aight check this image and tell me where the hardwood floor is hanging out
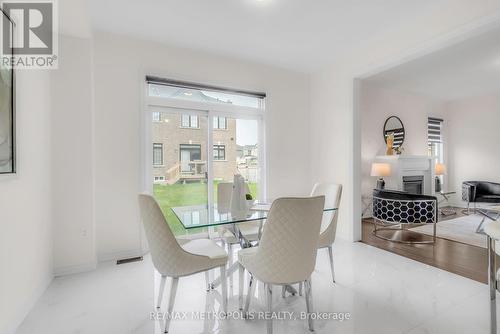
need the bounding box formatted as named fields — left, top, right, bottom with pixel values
left=361, top=207, right=489, bottom=284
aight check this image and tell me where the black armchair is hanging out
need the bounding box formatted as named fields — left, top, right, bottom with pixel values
left=462, top=181, right=500, bottom=213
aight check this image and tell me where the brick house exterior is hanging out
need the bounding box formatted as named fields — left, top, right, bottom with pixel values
left=152, top=112, right=237, bottom=184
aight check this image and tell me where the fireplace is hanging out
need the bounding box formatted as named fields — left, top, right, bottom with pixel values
left=374, top=155, right=434, bottom=195
left=403, top=175, right=424, bottom=195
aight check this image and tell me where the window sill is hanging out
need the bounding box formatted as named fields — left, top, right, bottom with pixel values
left=0, top=173, right=18, bottom=182
left=179, top=126, right=200, bottom=130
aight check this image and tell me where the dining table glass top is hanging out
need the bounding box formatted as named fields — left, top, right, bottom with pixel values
left=172, top=201, right=338, bottom=230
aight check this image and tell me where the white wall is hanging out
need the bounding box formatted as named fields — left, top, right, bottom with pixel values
left=0, top=70, right=53, bottom=334
left=310, top=2, right=500, bottom=241
left=93, top=32, right=311, bottom=261
left=51, top=35, right=96, bottom=275
left=446, top=92, right=500, bottom=207
left=360, top=84, right=446, bottom=198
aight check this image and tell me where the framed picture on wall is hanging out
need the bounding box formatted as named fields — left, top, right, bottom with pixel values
left=0, top=9, right=15, bottom=174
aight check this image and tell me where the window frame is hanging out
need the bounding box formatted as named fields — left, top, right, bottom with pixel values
left=180, top=114, right=199, bottom=129
left=144, top=79, right=267, bottom=209
left=152, top=143, right=164, bottom=166
left=427, top=117, right=445, bottom=164
left=213, top=116, right=227, bottom=130
left=213, top=144, right=226, bottom=161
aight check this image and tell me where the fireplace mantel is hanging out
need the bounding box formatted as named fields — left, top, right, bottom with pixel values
left=375, top=155, right=436, bottom=195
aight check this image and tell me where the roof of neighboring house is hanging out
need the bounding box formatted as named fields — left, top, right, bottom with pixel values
left=171, top=89, right=232, bottom=104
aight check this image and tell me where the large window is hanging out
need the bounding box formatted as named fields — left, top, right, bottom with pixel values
left=428, top=117, right=444, bottom=163
left=153, top=143, right=163, bottom=166
left=213, top=116, right=227, bottom=130
left=146, top=77, right=265, bottom=236
left=181, top=114, right=199, bottom=128
left=213, top=144, right=226, bottom=160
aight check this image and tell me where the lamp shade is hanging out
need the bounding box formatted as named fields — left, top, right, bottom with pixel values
left=371, top=163, right=391, bottom=177
left=435, top=163, right=446, bottom=176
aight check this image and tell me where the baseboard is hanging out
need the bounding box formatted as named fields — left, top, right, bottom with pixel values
left=97, top=248, right=145, bottom=263
left=4, top=274, right=52, bottom=334
left=54, top=261, right=97, bottom=277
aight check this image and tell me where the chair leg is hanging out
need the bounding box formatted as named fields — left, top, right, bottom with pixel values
left=266, top=283, right=273, bottom=334
left=238, top=263, right=244, bottom=310
left=304, top=278, right=314, bottom=332
left=299, top=282, right=303, bottom=296
left=244, top=274, right=255, bottom=317
left=157, top=275, right=167, bottom=309
left=220, top=266, right=228, bottom=314
left=164, top=277, right=179, bottom=333
left=327, top=246, right=336, bottom=283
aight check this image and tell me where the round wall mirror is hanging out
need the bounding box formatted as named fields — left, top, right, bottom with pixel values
left=383, top=116, right=405, bottom=149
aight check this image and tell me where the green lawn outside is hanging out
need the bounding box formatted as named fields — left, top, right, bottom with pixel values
left=154, top=181, right=258, bottom=235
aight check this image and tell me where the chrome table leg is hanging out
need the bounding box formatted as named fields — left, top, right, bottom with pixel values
left=490, top=236, right=497, bottom=334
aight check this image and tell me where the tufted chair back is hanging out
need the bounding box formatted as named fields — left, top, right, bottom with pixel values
left=310, top=183, right=343, bottom=248
left=138, top=194, right=210, bottom=277
left=251, top=196, right=325, bottom=284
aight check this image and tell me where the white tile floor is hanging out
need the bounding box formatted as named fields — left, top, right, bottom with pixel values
left=16, top=240, right=494, bottom=334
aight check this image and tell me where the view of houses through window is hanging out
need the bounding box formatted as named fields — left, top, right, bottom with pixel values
left=149, top=85, right=263, bottom=235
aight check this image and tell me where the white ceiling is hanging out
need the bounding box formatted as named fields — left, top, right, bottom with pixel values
left=364, top=26, right=500, bottom=101
left=86, top=0, right=451, bottom=73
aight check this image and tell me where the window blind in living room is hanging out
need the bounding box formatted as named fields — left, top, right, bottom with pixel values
left=427, top=117, right=443, bottom=144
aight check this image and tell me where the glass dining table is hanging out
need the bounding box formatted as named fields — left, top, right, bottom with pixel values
left=172, top=202, right=272, bottom=231
left=171, top=200, right=338, bottom=293
left=172, top=201, right=337, bottom=229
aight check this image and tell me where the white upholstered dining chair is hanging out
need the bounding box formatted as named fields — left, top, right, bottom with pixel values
left=217, top=182, right=262, bottom=250
left=238, top=196, right=325, bottom=333
left=296, top=183, right=342, bottom=296
left=312, top=182, right=343, bottom=283
left=138, top=194, right=228, bottom=333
